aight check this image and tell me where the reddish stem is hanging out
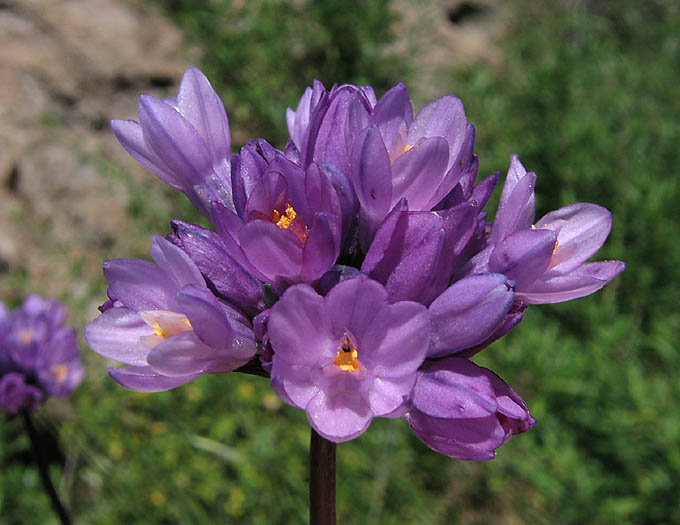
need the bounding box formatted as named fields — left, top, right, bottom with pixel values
left=309, top=428, right=336, bottom=525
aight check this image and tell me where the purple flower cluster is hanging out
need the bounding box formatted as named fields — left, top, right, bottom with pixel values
left=0, top=296, right=83, bottom=414
left=86, top=68, right=624, bottom=459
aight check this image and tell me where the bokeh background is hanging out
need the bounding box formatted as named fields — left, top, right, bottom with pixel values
left=1, top=0, right=678, bottom=522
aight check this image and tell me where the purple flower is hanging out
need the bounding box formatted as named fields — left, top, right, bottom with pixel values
left=428, top=273, right=516, bottom=358
left=360, top=199, right=479, bottom=305
left=111, top=67, right=233, bottom=218
left=286, top=79, right=328, bottom=152
left=0, top=373, right=43, bottom=414
left=268, top=275, right=430, bottom=442
left=224, top=150, right=347, bottom=287
left=349, top=84, right=477, bottom=247
left=0, top=296, right=83, bottom=414
left=292, top=82, right=376, bottom=175
left=405, top=357, right=535, bottom=460
left=473, top=155, right=625, bottom=303
left=84, top=236, right=257, bottom=392
left=97, top=70, right=627, bottom=463
left=168, top=220, right=265, bottom=315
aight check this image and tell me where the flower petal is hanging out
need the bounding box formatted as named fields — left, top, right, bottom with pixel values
left=408, top=95, right=469, bottom=168
left=176, top=285, right=233, bottom=348
left=108, top=365, right=200, bottom=392
left=367, top=376, right=415, bottom=418
left=138, top=94, right=210, bottom=187
left=391, top=136, right=449, bottom=209
left=310, top=86, right=365, bottom=173
left=412, top=358, right=498, bottom=419
left=359, top=300, right=430, bottom=379
left=489, top=228, right=557, bottom=289
left=425, top=123, right=476, bottom=209
left=428, top=273, right=515, bottom=357
left=110, top=119, right=179, bottom=188
left=491, top=155, right=536, bottom=243
left=301, top=213, right=339, bottom=281
left=306, top=389, right=373, bottom=443
left=238, top=220, right=304, bottom=283
left=244, top=171, right=288, bottom=220
left=177, top=67, right=230, bottom=169
left=146, top=331, right=218, bottom=377
left=536, top=202, right=613, bottom=275
left=170, top=221, right=264, bottom=313
left=519, top=260, right=625, bottom=304
left=149, top=236, right=204, bottom=290
left=84, top=308, right=152, bottom=366
left=268, top=284, right=334, bottom=366
left=351, top=125, right=393, bottom=231
left=103, top=258, right=178, bottom=312
left=405, top=411, right=505, bottom=461
left=370, top=83, right=413, bottom=153
left=324, top=276, right=390, bottom=344
left=231, top=140, right=269, bottom=217
left=384, top=228, right=446, bottom=303
left=270, top=359, right=320, bottom=409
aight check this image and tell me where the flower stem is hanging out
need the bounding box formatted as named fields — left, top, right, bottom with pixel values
left=21, top=410, right=72, bottom=525
left=309, top=428, right=336, bottom=525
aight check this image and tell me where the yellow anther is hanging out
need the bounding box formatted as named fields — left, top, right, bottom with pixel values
left=50, top=364, right=68, bottom=383
left=153, top=322, right=170, bottom=338
left=403, top=144, right=412, bottom=153
left=153, top=318, right=191, bottom=338
left=553, top=239, right=560, bottom=256
left=333, top=336, right=360, bottom=372
left=272, top=204, right=297, bottom=230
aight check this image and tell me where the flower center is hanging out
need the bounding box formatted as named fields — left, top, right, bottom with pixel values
left=272, top=203, right=297, bottom=229
left=403, top=143, right=412, bottom=153
left=50, top=364, right=68, bottom=384
left=139, top=311, right=193, bottom=340
left=332, top=335, right=360, bottom=372
left=152, top=318, right=191, bottom=338
left=18, top=330, right=33, bottom=344
left=271, top=203, right=309, bottom=244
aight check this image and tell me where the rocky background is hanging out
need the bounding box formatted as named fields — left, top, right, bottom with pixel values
left=0, top=0, right=195, bottom=312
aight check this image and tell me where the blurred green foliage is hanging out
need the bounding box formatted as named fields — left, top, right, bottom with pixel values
left=2, top=0, right=680, bottom=523
left=150, top=0, right=400, bottom=146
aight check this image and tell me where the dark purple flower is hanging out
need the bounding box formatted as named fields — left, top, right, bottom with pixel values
left=405, top=357, right=535, bottom=460
left=111, top=67, right=233, bottom=218
left=360, top=199, right=479, bottom=305
left=0, top=296, right=83, bottom=414
left=268, top=275, right=430, bottom=442
left=0, top=373, right=43, bottom=414
left=224, top=151, right=347, bottom=287
left=349, top=84, right=477, bottom=247
left=295, top=83, right=376, bottom=176
left=168, top=220, right=265, bottom=315
left=84, top=236, right=257, bottom=392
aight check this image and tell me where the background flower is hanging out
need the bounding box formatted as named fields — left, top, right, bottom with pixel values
left=0, top=296, right=83, bottom=414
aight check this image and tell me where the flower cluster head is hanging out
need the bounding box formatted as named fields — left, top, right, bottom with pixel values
left=88, top=67, right=624, bottom=459
left=0, top=296, right=83, bottom=414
